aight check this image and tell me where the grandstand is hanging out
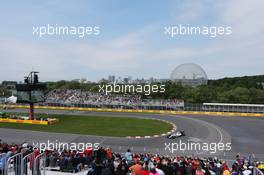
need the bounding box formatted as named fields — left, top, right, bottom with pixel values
left=38, top=90, right=264, bottom=113
left=44, top=89, right=185, bottom=110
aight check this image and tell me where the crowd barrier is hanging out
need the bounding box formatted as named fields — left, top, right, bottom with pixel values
left=1, top=104, right=264, bottom=118
left=33, top=153, right=46, bottom=175
left=4, top=153, right=22, bottom=175
left=22, top=152, right=35, bottom=175
left=2, top=152, right=46, bottom=175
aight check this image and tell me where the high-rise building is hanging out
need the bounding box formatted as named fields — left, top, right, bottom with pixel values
left=108, top=75, right=115, bottom=83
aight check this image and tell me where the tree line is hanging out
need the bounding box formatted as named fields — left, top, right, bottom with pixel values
left=1, top=75, right=263, bottom=104
left=45, top=75, right=264, bottom=104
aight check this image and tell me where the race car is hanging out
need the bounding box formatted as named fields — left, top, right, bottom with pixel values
left=167, top=131, right=185, bottom=139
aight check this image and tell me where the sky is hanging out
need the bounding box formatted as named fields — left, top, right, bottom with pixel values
left=0, top=0, right=263, bottom=82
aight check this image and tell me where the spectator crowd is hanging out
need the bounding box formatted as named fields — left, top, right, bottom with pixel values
left=44, top=89, right=184, bottom=108
left=1, top=140, right=263, bottom=175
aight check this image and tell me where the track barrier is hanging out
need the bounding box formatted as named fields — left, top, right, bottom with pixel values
left=1, top=104, right=264, bottom=118
left=0, top=118, right=48, bottom=125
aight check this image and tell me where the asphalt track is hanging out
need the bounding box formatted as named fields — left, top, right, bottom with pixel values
left=0, top=109, right=263, bottom=160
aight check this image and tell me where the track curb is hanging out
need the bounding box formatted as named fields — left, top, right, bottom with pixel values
left=125, top=118, right=177, bottom=139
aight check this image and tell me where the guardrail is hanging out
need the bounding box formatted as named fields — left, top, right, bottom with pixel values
left=2, top=102, right=264, bottom=113
left=42, top=102, right=264, bottom=113
left=1, top=103, right=264, bottom=117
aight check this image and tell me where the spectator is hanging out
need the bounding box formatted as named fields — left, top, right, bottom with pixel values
left=0, top=148, right=7, bottom=175
left=0, top=140, right=260, bottom=175
left=195, top=162, right=205, bottom=175
left=129, top=160, right=142, bottom=175
left=125, top=149, right=132, bottom=162
left=44, top=89, right=184, bottom=109
left=223, top=163, right=231, bottom=175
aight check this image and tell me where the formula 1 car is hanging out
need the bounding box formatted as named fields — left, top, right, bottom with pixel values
left=167, top=131, right=185, bottom=139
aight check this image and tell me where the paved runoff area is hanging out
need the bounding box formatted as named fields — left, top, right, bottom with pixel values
left=0, top=108, right=264, bottom=161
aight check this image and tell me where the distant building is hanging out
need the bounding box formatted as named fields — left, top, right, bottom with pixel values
left=108, top=75, right=115, bottom=84
left=101, top=76, right=170, bottom=84
left=1, top=81, right=17, bottom=89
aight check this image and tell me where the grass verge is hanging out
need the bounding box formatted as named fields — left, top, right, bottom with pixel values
left=0, top=114, right=172, bottom=137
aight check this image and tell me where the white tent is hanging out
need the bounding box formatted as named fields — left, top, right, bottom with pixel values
left=6, top=95, right=17, bottom=103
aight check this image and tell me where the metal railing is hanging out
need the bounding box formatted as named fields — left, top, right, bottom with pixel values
left=1, top=102, right=264, bottom=114
left=253, top=167, right=264, bottom=175
left=41, top=102, right=264, bottom=113
left=2, top=152, right=46, bottom=175
left=32, top=153, right=45, bottom=175
left=21, top=152, right=34, bottom=175
left=4, top=153, right=22, bottom=175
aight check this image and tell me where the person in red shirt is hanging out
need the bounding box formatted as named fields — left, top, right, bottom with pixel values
left=140, top=162, right=150, bottom=175
left=106, top=148, right=113, bottom=160
left=140, top=168, right=150, bottom=175
left=84, top=147, right=92, bottom=156
left=129, top=161, right=142, bottom=175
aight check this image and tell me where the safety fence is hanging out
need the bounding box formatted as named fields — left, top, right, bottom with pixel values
left=1, top=102, right=264, bottom=119
left=2, top=102, right=264, bottom=113
left=2, top=152, right=45, bottom=175
left=36, top=102, right=264, bottom=114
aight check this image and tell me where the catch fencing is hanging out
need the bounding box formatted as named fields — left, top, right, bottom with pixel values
left=40, top=102, right=264, bottom=114
left=1, top=102, right=264, bottom=114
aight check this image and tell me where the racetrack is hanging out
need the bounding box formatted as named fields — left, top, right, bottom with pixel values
left=0, top=108, right=263, bottom=160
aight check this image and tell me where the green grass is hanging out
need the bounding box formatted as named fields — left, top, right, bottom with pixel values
left=0, top=114, right=172, bottom=137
